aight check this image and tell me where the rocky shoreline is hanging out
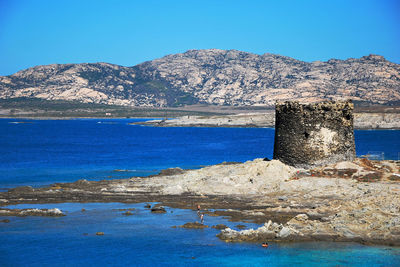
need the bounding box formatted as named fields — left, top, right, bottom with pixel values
left=0, top=207, right=65, bottom=217
left=136, top=112, right=400, bottom=129
left=1, top=158, right=399, bottom=246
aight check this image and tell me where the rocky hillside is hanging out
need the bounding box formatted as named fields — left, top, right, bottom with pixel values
left=1, top=49, right=399, bottom=107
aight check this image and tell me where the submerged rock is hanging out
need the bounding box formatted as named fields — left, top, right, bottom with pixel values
left=179, top=222, right=208, bottom=229
left=212, top=224, right=228, bottom=230
left=151, top=206, right=166, bottom=213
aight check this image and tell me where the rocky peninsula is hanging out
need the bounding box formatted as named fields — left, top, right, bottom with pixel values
left=1, top=157, right=399, bottom=246
left=136, top=111, right=400, bottom=129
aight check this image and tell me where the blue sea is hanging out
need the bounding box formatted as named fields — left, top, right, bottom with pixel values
left=1, top=118, right=400, bottom=266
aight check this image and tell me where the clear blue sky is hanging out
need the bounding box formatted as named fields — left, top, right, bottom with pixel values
left=0, top=0, right=399, bottom=75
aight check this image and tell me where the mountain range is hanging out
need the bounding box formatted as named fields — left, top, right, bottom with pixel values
left=1, top=49, right=399, bottom=107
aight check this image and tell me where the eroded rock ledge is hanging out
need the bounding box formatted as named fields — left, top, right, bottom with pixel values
left=0, top=158, right=399, bottom=246
left=218, top=211, right=400, bottom=246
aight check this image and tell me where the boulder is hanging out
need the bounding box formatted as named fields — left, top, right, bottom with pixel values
left=278, top=227, right=293, bottom=238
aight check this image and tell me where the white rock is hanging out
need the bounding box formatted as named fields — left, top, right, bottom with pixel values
left=278, top=226, right=293, bottom=238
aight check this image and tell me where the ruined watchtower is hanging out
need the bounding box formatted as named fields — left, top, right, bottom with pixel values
left=273, top=100, right=355, bottom=168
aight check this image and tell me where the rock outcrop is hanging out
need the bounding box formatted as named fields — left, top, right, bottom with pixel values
left=273, top=101, right=356, bottom=168
left=151, top=206, right=167, bottom=213
left=1, top=49, right=399, bottom=107
left=137, top=111, right=400, bottom=129
left=0, top=208, right=65, bottom=217
left=1, top=158, right=399, bottom=246
left=217, top=211, right=400, bottom=245
left=179, top=222, right=208, bottom=229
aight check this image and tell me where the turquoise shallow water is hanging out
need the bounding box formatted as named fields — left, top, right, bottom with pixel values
left=1, top=203, right=400, bottom=266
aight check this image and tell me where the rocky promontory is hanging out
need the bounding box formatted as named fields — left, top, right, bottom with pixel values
left=1, top=158, right=399, bottom=246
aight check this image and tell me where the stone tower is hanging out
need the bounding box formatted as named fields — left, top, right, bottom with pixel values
left=273, top=100, right=356, bottom=168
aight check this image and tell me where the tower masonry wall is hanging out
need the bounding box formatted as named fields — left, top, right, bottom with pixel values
left=273, top=100, right=356, bottom=168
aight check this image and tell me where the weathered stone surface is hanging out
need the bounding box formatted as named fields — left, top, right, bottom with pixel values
left=158, top=167, right=185, bottom=176
left=273, top=100, right=356, bottom=168
left=218, top=210, right=400, bottom=246
left=217, top=220, right=278, bottom=242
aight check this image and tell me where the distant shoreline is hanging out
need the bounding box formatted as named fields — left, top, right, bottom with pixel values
left=135, top=112, right=400, bottom=130
left=2, top=112, right=400, bottom=129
